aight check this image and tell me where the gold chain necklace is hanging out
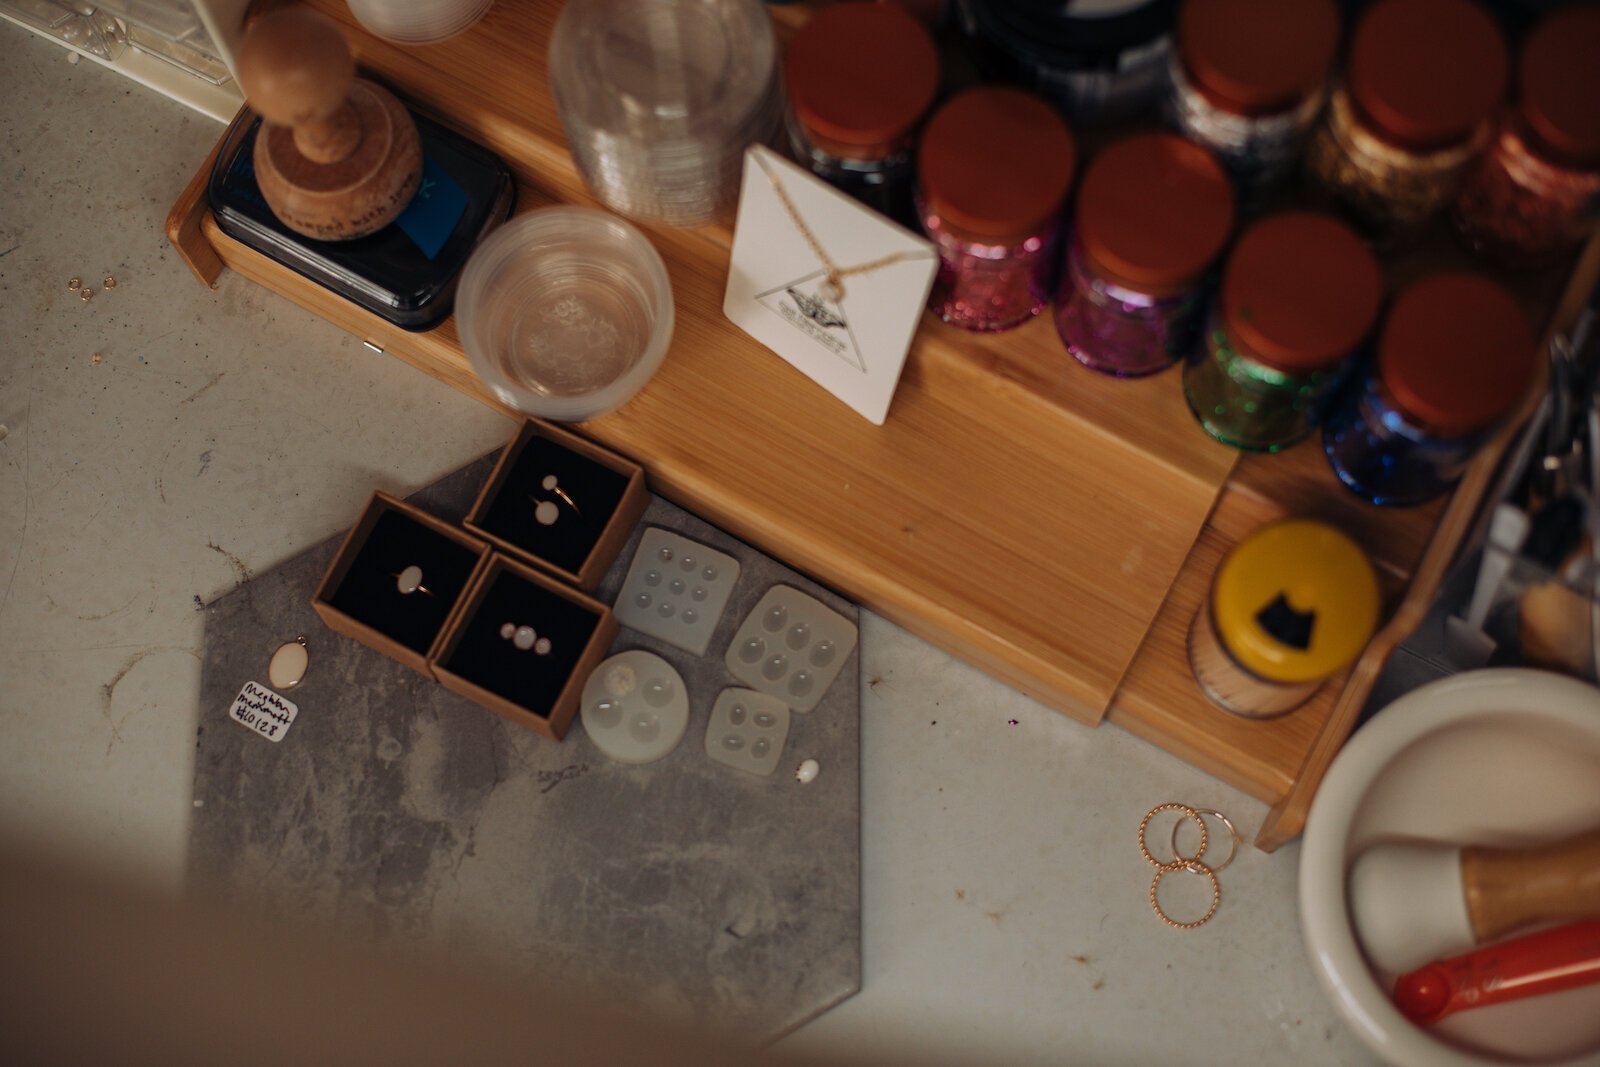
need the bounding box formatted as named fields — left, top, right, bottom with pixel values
left=755, top=152, right=929, bottom=303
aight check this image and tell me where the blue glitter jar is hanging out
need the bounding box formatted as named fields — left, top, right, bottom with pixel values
left=1323, top=273, right=1536, bottom=505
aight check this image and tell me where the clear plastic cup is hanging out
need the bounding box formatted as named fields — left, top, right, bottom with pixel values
left=457, top=207, right=675, bottom=421
left=548, top=0, right=779, bottom=226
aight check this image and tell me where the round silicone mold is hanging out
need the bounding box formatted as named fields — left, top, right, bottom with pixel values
left=579, top=650, right=689, bottom=764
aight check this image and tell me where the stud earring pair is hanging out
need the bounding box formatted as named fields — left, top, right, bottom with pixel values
left=500, top=622, right=552, bottom=655
left=530, top=474, right=580, bottom=527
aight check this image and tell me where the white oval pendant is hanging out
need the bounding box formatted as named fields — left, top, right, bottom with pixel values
left=269, top=637, right=309, bottom=690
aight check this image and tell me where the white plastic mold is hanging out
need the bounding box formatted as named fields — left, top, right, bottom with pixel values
left=579, top=649, right=689, bottom=765
left=704, top=688, right=791, bottom=777
left=613, top=527, right=741, bottom=656
left=724, top=584, right=857, bottom=713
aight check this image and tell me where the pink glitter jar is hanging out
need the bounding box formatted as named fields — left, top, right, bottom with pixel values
left=916, top=87, right=1077, bottom=333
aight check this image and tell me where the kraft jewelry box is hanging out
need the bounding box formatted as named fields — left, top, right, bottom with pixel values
left=429, top=552, right=618, bottom=741
left=464, top=419, right=648, bottom=591
left=311, top=491, right=490, bottom=680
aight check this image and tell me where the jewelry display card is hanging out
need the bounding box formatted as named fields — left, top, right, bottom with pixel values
left=724, top=146, right=937, bottom=426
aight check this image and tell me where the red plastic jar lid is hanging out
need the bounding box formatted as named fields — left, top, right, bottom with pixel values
left=1519, top=5, right=1600, bottom=169
left=917, top=87, right=1077, bottom=243
left=786, top=2, right=940, bottom=160
left=1076, top=133, right=1235, bottom=294
left=1178, top=0, right=1341, bottom=116
left=1221, top=212, right=1381, bottom=372
left=1378, top=273, right=1535, bottom=435
left=1347, top=0, right=1508, bottom=150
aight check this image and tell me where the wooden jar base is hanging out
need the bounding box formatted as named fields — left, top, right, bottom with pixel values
left=1187, top=604, right=1320, bottom=719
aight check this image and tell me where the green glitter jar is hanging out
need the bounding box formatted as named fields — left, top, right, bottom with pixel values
left=1184, top=212, right=1381, bottom=451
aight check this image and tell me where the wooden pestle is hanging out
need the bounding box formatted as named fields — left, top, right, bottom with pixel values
left=234, top=7, right=421, bottom=241
left=1463, top=828, right=1600, bottom=943
left=1349, top=825, right=1600, bottom=974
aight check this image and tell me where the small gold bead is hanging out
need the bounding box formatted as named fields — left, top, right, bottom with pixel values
left=68, top=277, right=81, bottom=291
left=80, top=288, right=94, bottom=302
left=103, top=276, right=116, bottom=289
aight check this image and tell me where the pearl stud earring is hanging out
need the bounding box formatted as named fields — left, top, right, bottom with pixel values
left=530, top=474, right=580, bottom=527
left=500, top=622, right=551, bottom=655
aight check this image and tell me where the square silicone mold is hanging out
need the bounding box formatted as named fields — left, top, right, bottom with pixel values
left=724, top=584, right=857, bottom=712
left=613, top=527, right=741, bottom=655
left=705, top=688, right=790, bottom=777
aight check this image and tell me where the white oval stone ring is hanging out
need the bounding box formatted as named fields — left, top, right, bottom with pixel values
left=394, top=565, right=432, bottom=596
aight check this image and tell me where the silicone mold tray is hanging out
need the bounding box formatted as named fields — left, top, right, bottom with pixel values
left=579, top=649, right=689, bottom=764
left=705, top=687, right=791, bottom=777
left=613, top=527, right=742, bottom=656
left=725, top=584, right=858, bottom=713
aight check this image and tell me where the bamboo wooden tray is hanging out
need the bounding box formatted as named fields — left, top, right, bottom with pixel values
left=166, top=0, right=1598, bottom=850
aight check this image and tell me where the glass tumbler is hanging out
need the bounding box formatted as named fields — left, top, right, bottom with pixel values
left=457, top=207, right=675, bottom=422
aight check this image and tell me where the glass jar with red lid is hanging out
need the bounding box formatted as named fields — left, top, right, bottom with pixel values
left=1454, top=5, right=1600, bottom=268
left=1056, top=133, right=1235, bottom=377
left=1323, top=273, right=1535, bottom=506
left=783, top=2, right=940, bottom=226
left=1305, top=0, right=1508, bottom=242
left=1166, top=0, right=1340, bottom=201
left=954, top=0, right=1176, bottom=127
left=917, top=87, right=1077, bottom=333
left=1183, top=212, right=1381, bottom=451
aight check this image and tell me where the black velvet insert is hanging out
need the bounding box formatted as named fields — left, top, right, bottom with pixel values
left=327, top=509, right=481, bottom=654
left=478, top=435, right=629, bottom=574
left=442, top=568, right=602, bottom=717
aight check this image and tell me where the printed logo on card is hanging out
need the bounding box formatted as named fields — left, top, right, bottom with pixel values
left=755, top=272, right=866, bottom=373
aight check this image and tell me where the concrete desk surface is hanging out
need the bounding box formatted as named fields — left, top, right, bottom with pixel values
left=0, top=23, right=1377, bottom=1066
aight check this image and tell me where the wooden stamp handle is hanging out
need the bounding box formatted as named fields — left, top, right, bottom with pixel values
left=235, top=8, right=361, bottom=164
left=1464, top=828, right=1600, bottom=943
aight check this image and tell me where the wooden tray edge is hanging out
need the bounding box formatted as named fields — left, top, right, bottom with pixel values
left=1254, top=231, right=1600, bottom=851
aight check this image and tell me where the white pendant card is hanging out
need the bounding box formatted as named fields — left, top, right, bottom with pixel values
left=723, top=146, right=938, bottom=426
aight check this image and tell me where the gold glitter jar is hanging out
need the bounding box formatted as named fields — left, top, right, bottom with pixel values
left=1305, top=0, right=1507, bottom=242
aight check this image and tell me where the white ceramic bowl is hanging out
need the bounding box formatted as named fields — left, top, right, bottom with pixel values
left=1300, top=668, right=1600, bottom=1067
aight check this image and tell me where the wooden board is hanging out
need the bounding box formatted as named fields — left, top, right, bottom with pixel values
left=167, top=0, right=1595, bottom=848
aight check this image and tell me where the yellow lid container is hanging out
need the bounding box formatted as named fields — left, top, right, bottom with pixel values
left=1211, top=519, right=1381, bottom=684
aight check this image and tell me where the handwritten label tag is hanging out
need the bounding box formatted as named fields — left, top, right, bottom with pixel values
left=228, top=682, right=298, bottom=743
left=724, top=146, right=937, bottom=425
